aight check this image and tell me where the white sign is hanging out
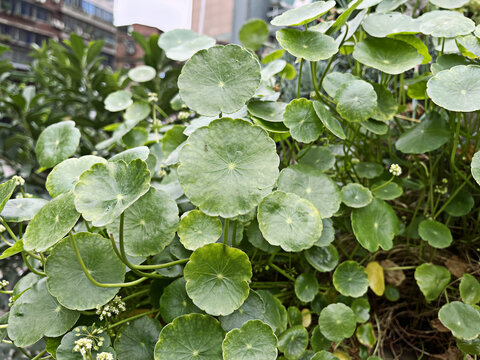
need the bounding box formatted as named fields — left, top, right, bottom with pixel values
left=114, top=0, right=193, bottom=31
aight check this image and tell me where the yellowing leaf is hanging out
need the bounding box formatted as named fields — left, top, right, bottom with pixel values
left=333, top=350, right=352, bottom=360
left=366, top=261, right=385, bottom=296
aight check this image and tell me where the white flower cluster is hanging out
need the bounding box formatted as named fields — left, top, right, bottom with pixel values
left=12, top=175, right=25, bottom=186
left=178, top=111, right=190, bottom=120
left=96, top=296, right=126, bottom=320
left=389, top=163, right=402, bottom=177
left=73, top=337, right=93, bottom=356
left=96, top=352, right=114, bottom=360
left=148, top=92, right=158, bottom=103
left=15, top=193, right=33, bottom=199
left=0, top=280, right=9, bottom=290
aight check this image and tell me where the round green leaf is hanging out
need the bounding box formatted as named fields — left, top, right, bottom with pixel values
left=178, top=45, right=261, bottom=116
left=457, top=338, right=480, bottom=355
left=335, top=80, right=377, bottom=122
left=312, top=101, right=346, bottom=140
left=372, top=181, right=403, bottom=200
left=184, top=243, right=252, bottom=316
left=460, top=274, right=480, bottom=305
left=7, top=278, right=79, bottom=347
left=128, top=65, right=156, bottom=82
left=219, top=290, right=265, bottom=332
left=278, top=326, right=309, bottom=359
left=351, top=298, right=371, bottom=323
left=257, top=290, right=288, bottom=334
left=125, top=102, right=151, bottom=121
left=105, top=90, right=133, bottom=112
left=276, top=29, right=338, bottom=61
left=312, top=351, right=339, bottom=360
left=246, top=218, right=279, bottom=253
left=107, top=187, right=178, bottom=256
left=239, top=19, right=269, bottom=51
left=457, top=35, right=480, bottom=59
left=353, top=37, right=423, bottom=75
left=304, top=244, right=339, bottom=272
left=46, top=232, right=126, bottom=310
left=356, top=323, right=376, bottom=347
left=361, top=119, right=389, bottom=135
left=391, top=34, right=432, bottom=65
left=396, top=112, right=450, bottom=154
left=56, top=327, right=114, bottom=360
left=284, top=98, right=323, bottom=143
left=439, top=302, right=480, bottom=340
left=418, top=219, right=452, bottom=249
left=341, top=183, right=373, bottom=208
left=354, top=162, right=383, bottom=179
left=46, top=155, right=106, bottom=198
left=278, top=164, right=341, bottom=218
left=319, top=303, right=356, bottom=342
left=445, top=189, right=474, bottom=217
left=114, top=317, right=162, bottom=360
left=158, top=29, right=216, bottom=62
left=123, top=127, right=148, bottom=148
left=473, top=151, right=480, bottom=186
left=23, top=192, right=80, bottom=252
left=35, top=121, right=81, bottom=169
left=414, top=263, right=451, bottom=302
left=0, top=178, right=16, bottom=214
left=333, top=261, right=369, bottom=298
left=154, top=314, right=224, bottom=360
left=295, top=273, right=319, bottom=302
left=178, top=118, right=278, bottom=218
left=362, top=13, right=420, bottom=37
left=109, top=146, right=150, bottom=163
left=152, top=250, right=184, bottom=278
left=222, top=320, right=277, bottom=360
left=258, top=191, right=323, bottom=252
left=251, top=116, right=289, bottom=133
left=247, top=101, right=287, bottom=122
left=297, top=146, right=335, bottom=171
left=351, top=198, right=399, bottom=252
left=426, top=65, right=480, bottom=112
left=322, top=72, right=360, bottom=98
left=178, top=210, right=221, bottom=251
left=1, top=198, right=48, bottom=222
left=376, top=0, right=407, bottom=12
left=271, top=1, right=335, bottom=26
left=419, top=10, right=475, bottom=38
left=315, top=218, right=335, bottom=247
left=311, top=326, right=331, bottom=352
left=372, top=84, right=398, bottom=122
left=159, top=277, right=202, bottom=323
left=74, top=159, right=150, bottom=227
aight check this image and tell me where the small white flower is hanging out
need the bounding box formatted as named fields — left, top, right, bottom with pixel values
left=178, top=111, right=190, bottom=120
left=0, top=225, right=5, bottom=233
left=0, top=280, right=9, bottom=290
left=148, top=92, right=158, bottom=103
left=389, top=164, right=402, bottom=177
left=73, top=337, right=93, bottom=356
left=96, top=296, right=126, bottom=320
left=96, top=352, right=114, bottom=360
left=12, top=175, right=25, bottom=186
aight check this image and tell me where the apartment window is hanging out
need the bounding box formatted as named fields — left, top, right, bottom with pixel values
left=1, top=0, right=13, bottom=12
left=37, top=7, right=48, bottom=21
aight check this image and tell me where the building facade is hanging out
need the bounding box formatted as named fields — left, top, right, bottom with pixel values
left=0, top=0, right=115, bottom=67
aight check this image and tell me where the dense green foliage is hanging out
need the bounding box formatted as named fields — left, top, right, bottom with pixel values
left=1, top=1, right=480, bottom=359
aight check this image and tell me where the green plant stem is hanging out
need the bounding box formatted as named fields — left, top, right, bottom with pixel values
left=108, top=309, right=157, bottom=329
left=122, top=288, right=149, bottom=302
left=383, top=266, right=416, bottom=271
left=297, top=59, right=304, bottom=98
left=152, top=103, right=159, bottom=143
left=21, top=252, right=46, bottom=277
left=0, top=234, right=13, bottom=246
left=0, top=324, right=7, bottom=329
left=0, top=290, right=13, bottom=294
left=32, top=349, right=47, bottom=360
left=223, top=218, right=230, bottom=245
left=433, top=177, right=469, bottom=219
left=374, top=313, right=381, bottom=356
left=69, top=232, right=148, bottom=288
left=371, top=175, right=394, bottom=192
left=450, top=113, right=461, bottom=170
left=232, top=220, right=237, bottom=247
left=268, top=252, right=295, bottom=281
left=115, top=213, right=189, bottom=271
